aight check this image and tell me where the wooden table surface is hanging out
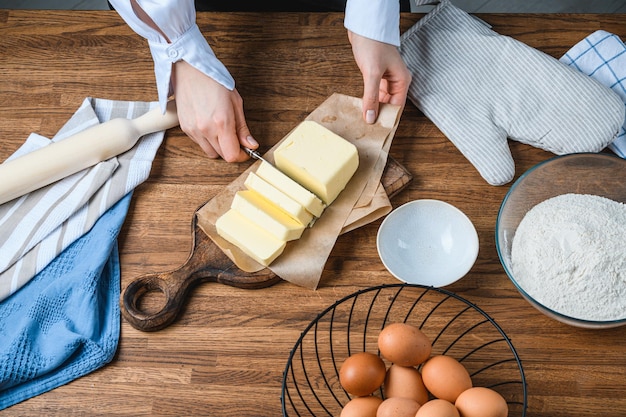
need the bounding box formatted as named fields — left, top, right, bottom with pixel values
left=1, top=9, right=625, bottom=417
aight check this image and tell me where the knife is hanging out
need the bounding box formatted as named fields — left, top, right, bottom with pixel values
left=242, top=147, right=270, bottom=164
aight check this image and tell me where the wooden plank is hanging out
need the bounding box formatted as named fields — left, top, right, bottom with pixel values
left=1, top=10, right=625, bottom=416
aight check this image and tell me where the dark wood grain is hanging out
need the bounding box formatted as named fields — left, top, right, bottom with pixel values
left=1, top=10, right=625, bottom=416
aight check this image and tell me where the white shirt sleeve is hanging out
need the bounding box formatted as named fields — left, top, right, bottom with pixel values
left=344, top=0, right=400, bottom=46
left=109, top=0, right=235, bottom=112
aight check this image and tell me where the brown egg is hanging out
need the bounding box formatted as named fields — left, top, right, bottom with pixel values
left=421, top=355, right=472, bottom=403
left=376, top=397, right=421, bottom=417
left=339, top=352, right=387, bottom=396
left=383, top=364, right=429, bottom=405
left=378, top=323, right=432, bottom=367
left=340, top=396, right=383, bottom=417
left=455, top=387, right=508, bottom=417
left=415, top=399, right=460, bottom=417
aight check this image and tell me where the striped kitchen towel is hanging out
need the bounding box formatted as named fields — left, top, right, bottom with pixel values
left=399, top=0, right=625, bottom=185
left=0, top=98, right=164, bottom=301
left=560, top=30, right=626, bottom=158
left=0, top=98, right=166, bottom=409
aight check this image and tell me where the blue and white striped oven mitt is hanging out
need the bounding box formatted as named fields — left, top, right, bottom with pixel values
left=400, top=0, right=625, bottom=185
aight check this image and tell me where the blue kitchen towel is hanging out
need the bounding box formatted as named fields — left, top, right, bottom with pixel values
left=0, top=191, right=131, bottom=410
left=561, top=30, right=626, bottom=158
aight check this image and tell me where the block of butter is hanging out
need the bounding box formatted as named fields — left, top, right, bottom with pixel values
left=216, top=120, right=359, bottom=268
left=244, top=172, right=314, bottom=226
left=274, top=120, right=359, bottom=205
left=231, top=190, right=305, bottom=241
left=216, top=209, right=286, bottom=266
left=255, top=161, right=325, bottom=218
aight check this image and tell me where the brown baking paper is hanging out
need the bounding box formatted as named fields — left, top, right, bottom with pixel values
left=196, top=93, right=402, bottom=289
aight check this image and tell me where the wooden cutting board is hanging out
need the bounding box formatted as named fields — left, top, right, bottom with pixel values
left=121, top=156, right=412, bottom=331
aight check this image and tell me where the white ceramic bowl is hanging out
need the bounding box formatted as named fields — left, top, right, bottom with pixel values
left=376, top=199, right=479, bottom=287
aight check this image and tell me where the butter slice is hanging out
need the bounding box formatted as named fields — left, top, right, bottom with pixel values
left=255, top=161, right=325, bottom=217
left=216, top=209, right=285, bottom=267
left=232, top=190, right=305, bottom=241
left=274, top=121, right=359, bottom=204
left=244, top=172, right=314, bottom=226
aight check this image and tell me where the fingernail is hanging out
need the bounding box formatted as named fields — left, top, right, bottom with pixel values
left=366, top=110, right=376, bottom=124
left=246, top=135, right=258, bottom=147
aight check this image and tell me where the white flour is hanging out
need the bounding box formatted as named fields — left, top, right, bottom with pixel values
left=511, top=193, right=626, bottom=321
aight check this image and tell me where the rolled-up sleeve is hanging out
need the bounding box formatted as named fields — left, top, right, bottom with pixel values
left=109, top=0, right=235, bottom=112
left=344, top=0, right=400, bottom=46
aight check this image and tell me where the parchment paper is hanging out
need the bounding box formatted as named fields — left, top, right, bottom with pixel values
left=196, top=93, right=402, bottom=289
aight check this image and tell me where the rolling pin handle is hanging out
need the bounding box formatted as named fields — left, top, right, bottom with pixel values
left=0, top=100, right=179, bottom=206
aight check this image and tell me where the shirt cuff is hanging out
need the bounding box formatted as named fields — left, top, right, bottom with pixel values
left=344, top=0, right=400, bottom=46
left=148, top=24, right=236, bottom=112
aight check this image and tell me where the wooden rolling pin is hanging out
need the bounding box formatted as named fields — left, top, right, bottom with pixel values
left=0, top=100, right=179, bottom=205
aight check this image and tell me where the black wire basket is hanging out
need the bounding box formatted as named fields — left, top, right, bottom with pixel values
left=281, top=284, right=527, bottom=416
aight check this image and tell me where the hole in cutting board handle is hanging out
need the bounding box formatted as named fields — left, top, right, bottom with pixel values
left=122, top=273, right=182, bottom=332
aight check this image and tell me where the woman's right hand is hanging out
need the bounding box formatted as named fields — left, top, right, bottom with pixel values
left=172, top=60, right=258, bottom=162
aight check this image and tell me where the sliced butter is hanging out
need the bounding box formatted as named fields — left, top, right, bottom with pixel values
left=244, top=172, right=314, bottom=226
left=216, top=209, right=285, bottom=267
left=232, top=190, right=305, bottom=241
left=255, top=161, right=325, bottom=217
left=274, top=120, right=359, bottom=205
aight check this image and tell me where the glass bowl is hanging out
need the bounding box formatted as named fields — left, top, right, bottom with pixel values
left=376, top=200, right=479, bottom=287
left=496, top=153, right=626, bottom=329
left=281, top=284, right=527, bottom=416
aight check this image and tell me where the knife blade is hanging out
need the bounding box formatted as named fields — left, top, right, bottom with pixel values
left=243, top=147, right=270, bottom=165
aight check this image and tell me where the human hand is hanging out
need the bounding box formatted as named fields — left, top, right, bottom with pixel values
left=171, top=60, right=258, bottom=162
left=348, top=30, right=412, bottom=124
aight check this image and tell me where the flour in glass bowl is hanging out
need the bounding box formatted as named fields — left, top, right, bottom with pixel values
left=511, top=193, right=626, bottom=322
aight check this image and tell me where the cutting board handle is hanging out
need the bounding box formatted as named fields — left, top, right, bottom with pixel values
left=121, top=211, right=281, bottom=332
